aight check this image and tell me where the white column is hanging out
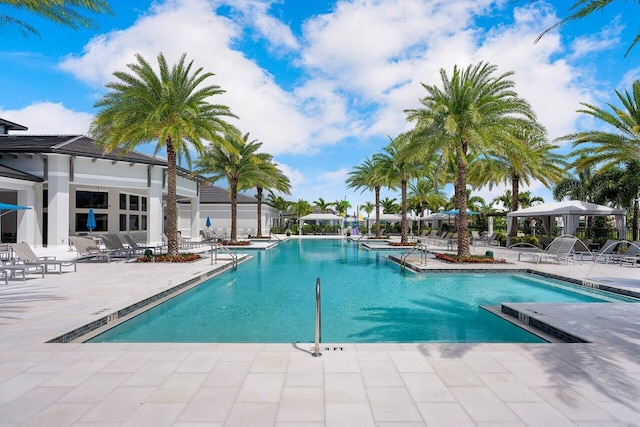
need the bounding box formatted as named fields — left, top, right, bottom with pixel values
left=488, top=216, right=494, bottom=235
left=16, top=187, right=36, bottom=246
left=147, top=169, right=163, bottom=245
left=190, top=196, right=200, bottom=240
left=47, top=156, right=70, bottom=248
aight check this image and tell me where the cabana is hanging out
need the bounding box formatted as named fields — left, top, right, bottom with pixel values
left=297, top=213, right=344, bottom=235
left=506, top=201, right=626, bottom=238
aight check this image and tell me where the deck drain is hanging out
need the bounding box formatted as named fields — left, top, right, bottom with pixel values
left=310, top=346, right=344, bottom=352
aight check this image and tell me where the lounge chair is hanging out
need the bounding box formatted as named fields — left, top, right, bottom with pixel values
left=69, top=236, right=110, bottom=262
left=100, top=234, right=135, bottom=258
left=123, top=234, right=158, bottom=256
left=471, top=231, right=489, bottom=246
left=200, top=229, right=222, bottom=242
left=9, top=242, right=76, bottom=274
left=614, top=242, right=640, bottom=266
left=0, top=262, right=44, bottom=282
left=519, top=236, right=577, bottom=265
left=162, top=233, right=203, bottom=250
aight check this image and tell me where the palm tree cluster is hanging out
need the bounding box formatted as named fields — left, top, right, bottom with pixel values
left=348, top=62, right=564, bottom=255
left=91, top=52, right=290, bottom=253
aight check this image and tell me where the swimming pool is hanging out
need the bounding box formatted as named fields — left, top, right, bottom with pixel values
left=90, top=239, right=633, bottom=343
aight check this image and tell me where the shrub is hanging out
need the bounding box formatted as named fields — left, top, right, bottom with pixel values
left=435, top=253, right=506, bottom=264
left=136, top=253, right=202, bottom=263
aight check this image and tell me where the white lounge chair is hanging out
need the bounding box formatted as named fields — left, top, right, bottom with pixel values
left=519, top=236, right=577, bottom=265
left=70, top=236, right=110, bottom=262
left=9, top=242, right=76, bottom=273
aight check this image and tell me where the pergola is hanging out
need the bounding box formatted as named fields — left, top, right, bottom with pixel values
left=297, top=213, right=344, bottom=235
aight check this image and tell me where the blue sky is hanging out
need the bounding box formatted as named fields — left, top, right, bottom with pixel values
left=2, top=0, right=639, bottom=214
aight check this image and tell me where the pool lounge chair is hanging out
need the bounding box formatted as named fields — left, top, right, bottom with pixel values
left=123, top=234, right=159, bottom=256
left=162, top=233, right=203, bottom=250
left=0, top=262, right=44, bottom=283
left=578, top=239, right=620, bottom=262
left=519, top=236, right=577, bottom=265
left=69, top=236, right=110, bottom=262
left=9, top=242, right=76, bottom=274
left=100, top=234, right=135, bottom=258
left=614, top=242, right=640, bottom=266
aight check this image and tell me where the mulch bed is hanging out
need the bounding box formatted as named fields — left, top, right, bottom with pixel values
left=435, top=253, right=506, bottom=264
left=136, top=253, right=202, bottom=263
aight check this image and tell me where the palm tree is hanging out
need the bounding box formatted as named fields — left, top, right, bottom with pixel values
left=194, top=132, right=262, bottom=244
left=375, top=138, right=427, bottom=245
left=2, top=0, right=112, bottom=37
left=408, top=177, right=447, bottom=230
left=333, top=199, right=351, bottom=216
left=405, top=62, right=538, bottom=256
left=469, top=124, right=564, bottom=238
left=250, top=154, right=291, bottom=238
left=266, top=191, right=291, bottom=232
left=313, top=197, right=333, bottom=213
left=346, top=157, right=386, bottom=238
left=536, top=0, right=640, bottom=57
left=91, top=52, right=235, bottom=256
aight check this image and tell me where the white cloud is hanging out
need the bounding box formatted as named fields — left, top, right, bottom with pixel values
left=569, top=18, right=624, bottom=59
left=0, top=102, right=92, bottom=134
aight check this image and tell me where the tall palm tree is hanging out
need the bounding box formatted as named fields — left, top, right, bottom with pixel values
left=2, top=0, right=112, bottom=37
left=333, top=199, right=351, bottom=216
left=536, top=0, right=640, bottom=57
left=380, top=197, right=400, bottom=214
left=266, top=191, right=291, bottom=232
left=375, top=138, right=423, bottom=245
left=250, top=153, right=291, bottom=238
left=346, top=157, right=386, bottom=238
left=408, top=177, right=447, bottom=229
left=91, top=52, right=235, bottom=256
left=470, top=125, right=564, bottom=237
left=194, top=132, right=262, bottom=244
left=405, top=62, right=538, bottom=256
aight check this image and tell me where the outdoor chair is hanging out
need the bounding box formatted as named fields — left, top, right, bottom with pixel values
left=9, top=242, right=76, bottom=274
left=200, top=229, right=222, bottom=242
left=471, top=231, right=488, bottom=246
left=0, top=262, right=44, bottom=283
left=162, top=233, right=203, bottom=250
left=123, top=234, right=159, bottom=256
left=613, top=242, right=640, bottom=266
left=519, top=236, right=577, bottom=265
left=100, top=234, right=135, bottom=258
left=69, top=236, right=111, bottom=262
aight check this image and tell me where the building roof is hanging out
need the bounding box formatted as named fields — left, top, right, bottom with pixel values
left=0, top=164, right=43, bottom=182
left=199, top=184, right=259, bottom=204
left=0, top=134, right=203, bottom=181
left=0, top=118, right=28, bottom=133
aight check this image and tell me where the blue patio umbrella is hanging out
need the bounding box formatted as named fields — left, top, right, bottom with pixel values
left=440, top=209, right=479, bottom=215
left=0, top=202, right=31, bottom=216
left=86, top=208, right=97, bottom=234
left=205, top=216, right=211, bottom=228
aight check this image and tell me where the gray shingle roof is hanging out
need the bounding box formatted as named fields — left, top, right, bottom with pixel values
left=0, top=134, right=203, bottom=181
left=0, top=164, right=43, bottom=182
left=199, top=184, right=259, bottom=204
left=0, top=118, right=28, bottom=132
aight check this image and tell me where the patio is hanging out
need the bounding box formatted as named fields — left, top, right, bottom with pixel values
left=0, top=242, right=638, bottom=425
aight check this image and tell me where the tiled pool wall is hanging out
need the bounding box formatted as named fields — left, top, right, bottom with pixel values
left=48, top=257, right=247, bottom=343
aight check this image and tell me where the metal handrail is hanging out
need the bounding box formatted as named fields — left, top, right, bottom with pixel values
left=400, top=242, right=428, bottom=270
left=313, top=277, right=322, bottom=357
left=209, top=243, right=238, bottom=270
left=269, top=233, right=283, bottom=242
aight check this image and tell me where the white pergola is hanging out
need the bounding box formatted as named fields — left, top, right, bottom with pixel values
left=506, top=201, right=626, bottom=238
left=297, top=213, right=344, bottom=235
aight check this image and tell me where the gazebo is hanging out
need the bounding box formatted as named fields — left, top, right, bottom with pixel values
left=506, top=201, right=626, bottom=238
left=297, top=213, right=344, bottom=235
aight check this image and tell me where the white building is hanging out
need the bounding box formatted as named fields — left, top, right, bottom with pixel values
left=0, top=118, right=282, bottom=246
left=0, top=118, right=201, bottom=248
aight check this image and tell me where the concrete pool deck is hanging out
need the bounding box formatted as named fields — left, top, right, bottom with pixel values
left=0, top=241, right=639, bottom=426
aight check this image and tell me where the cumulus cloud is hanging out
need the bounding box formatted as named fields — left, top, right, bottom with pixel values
left=0, top=102, right=92, bottom=134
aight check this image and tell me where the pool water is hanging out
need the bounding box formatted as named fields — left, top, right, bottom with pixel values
left=91, top=239, right=632, bottom=343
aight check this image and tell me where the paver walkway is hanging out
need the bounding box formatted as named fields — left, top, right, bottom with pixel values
left=0, top=242, right=639, bottom=426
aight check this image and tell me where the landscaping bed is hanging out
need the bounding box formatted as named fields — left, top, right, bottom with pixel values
left=435, top=253, right=506, bottom=264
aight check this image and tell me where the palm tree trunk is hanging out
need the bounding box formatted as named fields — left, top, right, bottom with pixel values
left=230, top=179, right=238, bottom=243
left=166, top=140, right=179, bottom=256
left=375, top=186, right=381, bottom=238
left=401, top=179, right=408, bottom=245
left=456, top=144, right=470, bottom=257
left=256, top=186, right=263, bottom=237
left=509, top=175, right=519, bottom=238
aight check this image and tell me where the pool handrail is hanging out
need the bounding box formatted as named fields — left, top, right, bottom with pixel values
left=313, top=277, right=322, bottom=358
left=400, top=242, right=429, bottom=270
left=209, top=242, right=238, bottom=270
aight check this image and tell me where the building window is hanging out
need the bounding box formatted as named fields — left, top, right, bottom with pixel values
left=119, top=214, right=127, bottom=232
left=141, top=215, right=147, bottom=231
left=129, top=215, right=139, bottom=231
left=129, top=195, right=139, bottom=211
left=119, top=193, right=127, bottom=210
left=76, top=191, right=108, bottom=209
left=76, top=213, right=108, bottom=232
left=141, top=197, right=147, bottom=212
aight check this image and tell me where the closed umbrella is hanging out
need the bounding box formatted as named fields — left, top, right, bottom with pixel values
left=205, top=216, right=211, bottom=228
left=86, top=208, right=97, bottom=234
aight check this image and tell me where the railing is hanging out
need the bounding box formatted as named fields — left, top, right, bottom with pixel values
left=313, top=277, right=322, bottom=357
left=269, top=233, right=283, bottom=242
left=356, top=233, right=370, bottom=244
left=400, top=242, right=428, bottom=270
left=209, top=243, right=238, bottom=270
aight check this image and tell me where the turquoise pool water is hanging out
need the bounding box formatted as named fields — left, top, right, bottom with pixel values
left=91, top=239, right=632, bottom=343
